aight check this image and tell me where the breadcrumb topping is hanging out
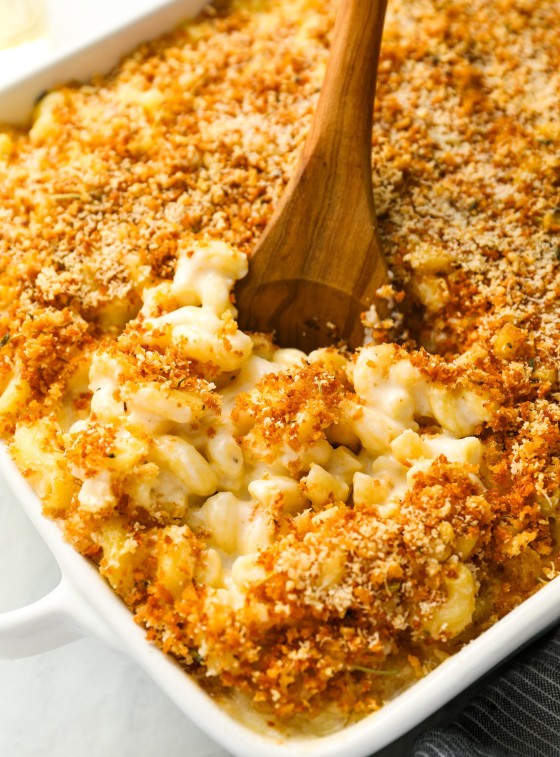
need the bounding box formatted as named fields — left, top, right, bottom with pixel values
left=1, top=0, right=560, bottom=735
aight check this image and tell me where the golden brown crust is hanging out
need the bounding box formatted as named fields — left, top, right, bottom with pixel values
left=1, top=0, right=560, bottom=731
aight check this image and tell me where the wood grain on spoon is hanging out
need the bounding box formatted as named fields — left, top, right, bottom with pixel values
left=236, top=0, right=389, bottom=352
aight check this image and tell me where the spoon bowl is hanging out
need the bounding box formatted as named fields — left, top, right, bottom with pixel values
left=242, top=279, right=372, bottom=354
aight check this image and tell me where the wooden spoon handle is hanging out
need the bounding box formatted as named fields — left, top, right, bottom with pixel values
left=236, top=0, right=390, bottom=350
left=306, top=0, right=388, bottom=185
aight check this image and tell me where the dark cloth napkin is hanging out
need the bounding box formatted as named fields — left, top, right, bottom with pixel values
left=411, top=625, right=560, bottom=757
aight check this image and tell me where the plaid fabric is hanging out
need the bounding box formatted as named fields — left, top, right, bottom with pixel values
left=413, top=627, right=560, bottom=757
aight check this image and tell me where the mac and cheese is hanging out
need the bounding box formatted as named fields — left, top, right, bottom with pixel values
left=1, top=0, right=559, bottom=734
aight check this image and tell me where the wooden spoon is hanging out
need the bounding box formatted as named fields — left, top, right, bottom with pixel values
left=235, top=0, right=389, bottom=353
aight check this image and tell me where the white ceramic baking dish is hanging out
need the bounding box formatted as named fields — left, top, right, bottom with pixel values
left=0, top=0, right=208, bottom=124
left=1, top=4, right=559, bottom=756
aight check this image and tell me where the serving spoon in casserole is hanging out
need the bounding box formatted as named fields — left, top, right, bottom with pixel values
left=236, top=0, right=390, bottom=352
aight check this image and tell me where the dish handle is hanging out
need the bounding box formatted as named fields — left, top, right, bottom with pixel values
left=0, top=576, right=84, bottom=658
left=0, top=445, right=128, bottom=660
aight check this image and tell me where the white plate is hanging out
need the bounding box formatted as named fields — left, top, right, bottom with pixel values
left=1, top=3, right=559, bottom=756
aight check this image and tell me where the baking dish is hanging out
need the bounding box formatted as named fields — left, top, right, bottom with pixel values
left=1, top=3, right=560, bottom=756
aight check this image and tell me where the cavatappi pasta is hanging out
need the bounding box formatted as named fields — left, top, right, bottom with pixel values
left=1, top=0, right=560, bottom=735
